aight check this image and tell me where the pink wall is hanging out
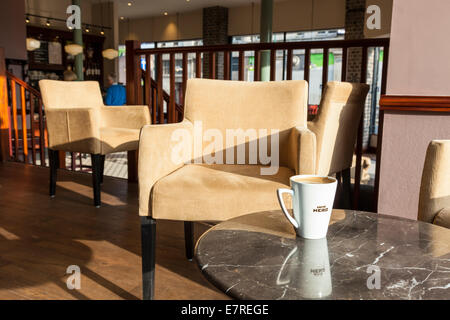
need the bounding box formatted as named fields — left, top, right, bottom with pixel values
left=378, top=112, right=450, bottom=219
left=0, top=0, right=26, bottom=60
left=378, top=0, right=450, bottom=219
left=386, top=0, right=450, bottom=96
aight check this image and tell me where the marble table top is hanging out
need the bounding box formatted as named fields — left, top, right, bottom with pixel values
left=195, top=210, right=450, bottom=300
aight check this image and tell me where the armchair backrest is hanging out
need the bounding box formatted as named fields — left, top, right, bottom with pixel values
left=418, top=140, right=450, bottom=223
left=39, top=80, right=104, bottom=109
left=308, top=81, right=369, bottom=175
left=184, top=79, right=308, bottom=166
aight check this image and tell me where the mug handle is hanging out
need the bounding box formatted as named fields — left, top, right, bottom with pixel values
left=277, top=188, right=299, bottom=229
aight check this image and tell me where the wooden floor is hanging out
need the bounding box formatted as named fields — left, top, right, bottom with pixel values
left=0, top=162, right=228, bottom=300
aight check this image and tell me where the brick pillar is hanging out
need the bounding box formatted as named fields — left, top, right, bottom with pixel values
left=203, top=6, right=228, bottom=79
left=345, top=0, right=365, bottom=80
left=345, top=0, right=372, bottom=149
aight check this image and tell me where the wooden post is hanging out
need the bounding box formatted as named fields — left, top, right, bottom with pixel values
left=353, top=45, right=368, bottom=210
left=0, top=48, right=9, bottom=162
left=0, top=49, right=10, bottom=162
left=125, top=40, right=140, bottom=183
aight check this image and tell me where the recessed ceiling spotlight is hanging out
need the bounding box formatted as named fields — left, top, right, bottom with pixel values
left=127, top=2, right=132, bottom=6
left=164, top=11, right=168, bottom=16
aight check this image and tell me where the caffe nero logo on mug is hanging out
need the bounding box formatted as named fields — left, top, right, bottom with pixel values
left=313, top=205, right=329, bottom=213
left=310, top=268, right=326, bottom=277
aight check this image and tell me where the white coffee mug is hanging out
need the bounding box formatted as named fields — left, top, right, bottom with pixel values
left=277, top=175, right=337, bottom=239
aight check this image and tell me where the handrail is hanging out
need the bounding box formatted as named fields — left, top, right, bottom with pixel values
left=135, top=38, right=390, bottom=55
left=6, top=71, right=41, bottom=97
left=146, top=73, right=184, bottom=114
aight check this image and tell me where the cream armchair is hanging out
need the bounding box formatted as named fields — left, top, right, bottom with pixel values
left=418, top=140, right=450, bottom=228
left=308, top=81, right=370, bottom=207
left=39, top=80, right=150, bottom=207
left=138, top=79, right=313, bottom=299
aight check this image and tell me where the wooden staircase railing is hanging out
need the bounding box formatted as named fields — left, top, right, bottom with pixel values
left=6, top=70, right=48, bottom=166
left=0, top=48, right=93, bottom=172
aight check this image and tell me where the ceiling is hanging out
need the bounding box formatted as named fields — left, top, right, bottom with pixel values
left=114, top=0, right=285, bottom=19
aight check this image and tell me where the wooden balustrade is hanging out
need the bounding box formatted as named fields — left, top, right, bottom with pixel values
left=0, top=49, right=95, bottom=173
left=0, top=65, right=49, bottom=166
left=126, top=38, right=390, bottom=208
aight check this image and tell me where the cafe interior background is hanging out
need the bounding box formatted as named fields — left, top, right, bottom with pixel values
left=0, top=0, right=449, bottom=300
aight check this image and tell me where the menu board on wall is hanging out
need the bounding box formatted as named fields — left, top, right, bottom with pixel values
left=48, top=41, right=62, bottom=65
left=33, top=40, right=48, bottom=64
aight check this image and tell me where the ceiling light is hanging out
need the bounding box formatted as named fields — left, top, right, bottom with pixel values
left=26, top=38, right=41, bottom=51
left=64, top=44, right=83, bottom=56
left=127, top=2, right=132, bottom=6
left=102, top=48, right=119, bottom=60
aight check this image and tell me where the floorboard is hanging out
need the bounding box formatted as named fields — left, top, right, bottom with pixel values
left=0, top=162, right=228, bottom=300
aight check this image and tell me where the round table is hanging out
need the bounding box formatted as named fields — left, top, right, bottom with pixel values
left=195, top=209, right=450, bottom=300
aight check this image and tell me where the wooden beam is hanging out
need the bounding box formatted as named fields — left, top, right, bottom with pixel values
left=286, top=49, right=293, bottom=80
left=353, top=46, right=368, bottom=210
left=238, top=51, right=244, bottom=81
left=169, top=53, right=176, bottom=123
left=223, top=51, right=230, bottom=80
left=125, top=40, right=140, bottom=183
left=0, top=48, right=9, bottom=162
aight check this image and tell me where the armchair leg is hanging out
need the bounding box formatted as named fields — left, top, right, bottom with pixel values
left=91, top=154, right=102, bottom=207
left=184, top=221, right=194, bottom=261
left=342, top=168, right=352, bottom=209
left=49, top=149, right=59, bottom=197
left=100, top=155, right=105, bottom=184
left=141, top=217, right=156, bottom=300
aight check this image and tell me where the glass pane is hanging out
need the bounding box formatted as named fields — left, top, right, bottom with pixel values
left=309, top=49, right=324, bottom=105
left=286, top=28, right=345, bottom=42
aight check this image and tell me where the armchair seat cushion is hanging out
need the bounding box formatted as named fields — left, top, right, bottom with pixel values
left=151, top=164, right=294, bottom=221
left=100, top=127, right=141, bottom=154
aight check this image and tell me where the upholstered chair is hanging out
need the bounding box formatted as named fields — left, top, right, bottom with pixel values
left=39, top=80, right=150, bottom=207
left=138, top=79, right=314, bottom=299
left=307, top=81, right=370, bottom=207
left=418, top=140, right=450, bottom=228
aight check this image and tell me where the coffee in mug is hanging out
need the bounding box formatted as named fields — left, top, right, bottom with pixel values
left=277, top=175, right=337, bottom=239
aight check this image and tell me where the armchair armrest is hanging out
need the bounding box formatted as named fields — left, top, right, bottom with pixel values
left=138, top=120, right=194, bottom=216
left=45, top=107, right=101, bottom=154
left=288, top=126, right=316, bottom=175
left=433, top=208, right=450, bottom=229
left=100, top=105, right=151, bottom=129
